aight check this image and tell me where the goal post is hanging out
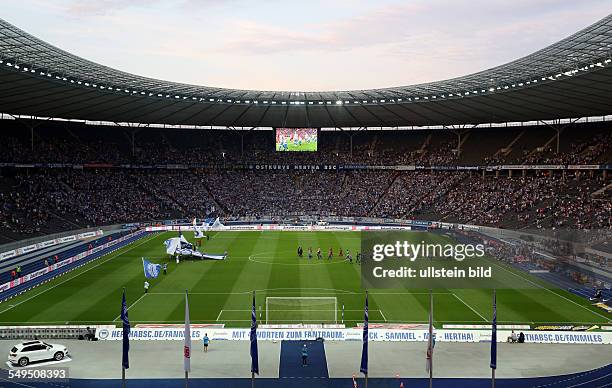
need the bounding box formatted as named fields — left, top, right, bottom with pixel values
left=265, top=297, right=338, bottom=324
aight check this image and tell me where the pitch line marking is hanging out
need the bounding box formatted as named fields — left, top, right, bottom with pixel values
left=222, top=309, right=381, bottom=312
left=0, top=233, right=158, bottom=315
left=489, top=260, right=610, bottom=321
left=379, top=310, right=388, bottom=322
left=149, top=290, right=451, bottom=296
left=0, top=319, right=606, bottom=325
left=452, top=293, right=488, bottom=322
left=216, top=310, right=223, bottom=321
left=113, top=293, right=147, bottom=322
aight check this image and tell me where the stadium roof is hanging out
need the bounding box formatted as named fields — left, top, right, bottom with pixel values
left=0, top=15, right=611, bottom=128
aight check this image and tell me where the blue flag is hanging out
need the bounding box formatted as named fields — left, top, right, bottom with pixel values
left=490, top=290, right=497, bottom=370
left=121, top=289, right=130, bottom=369
left=142, top=258, right=161, bottom=279
left=250, top=292, right=259, bottom=375
left=360, top=291, right=368, bottom=375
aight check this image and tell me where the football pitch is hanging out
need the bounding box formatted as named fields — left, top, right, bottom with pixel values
left=276, top=141, right=317, bottom=151
left=0, top=231, right=609, bottom=327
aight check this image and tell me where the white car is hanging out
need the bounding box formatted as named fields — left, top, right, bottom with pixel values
left=8, top=340, right=68, bottom=367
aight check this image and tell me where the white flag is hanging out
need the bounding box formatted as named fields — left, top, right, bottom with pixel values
left=184, top=290, right=191, bottom=373
left=426, top=290, right=433, bottom=374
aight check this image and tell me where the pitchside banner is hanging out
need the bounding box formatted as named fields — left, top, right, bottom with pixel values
left=361, top=231, right=542, bottom=289
left=0, top=230, right=143, bottom=295
left=94, top=326, right=612, bottom=344
left=0, top=230, right=103, bottom=261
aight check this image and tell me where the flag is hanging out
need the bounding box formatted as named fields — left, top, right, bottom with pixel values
left=426, top=290, right=434, bottom=374
left=490, top=289, right=497, bottom=370
left=360, top=291, right=368, bottom=375
left=142, top=258, right=161, bottom=279
left=121, top=289, right=130, bottom=370
left=184, top=290, right=191, bottom=373
left=250, top=291, right=259, bottom=375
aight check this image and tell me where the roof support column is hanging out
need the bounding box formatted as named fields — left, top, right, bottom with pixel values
left=538, top=118, right=581, bottom=154
left=15, top=116, right=47, bottom=153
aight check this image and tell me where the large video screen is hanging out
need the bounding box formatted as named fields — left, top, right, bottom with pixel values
left=276, top=128, right=318, bottom=151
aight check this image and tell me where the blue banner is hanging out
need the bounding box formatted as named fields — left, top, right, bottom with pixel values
left=250, top=292, right=259, bottom=375
left=142, top=258, right=161, bottom=279
left=121, top=289, right=130, bottom=369
left=360, top=291, right=368, bottom=375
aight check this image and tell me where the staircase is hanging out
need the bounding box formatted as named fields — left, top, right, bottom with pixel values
left=367, top=172, right=401, bottom=216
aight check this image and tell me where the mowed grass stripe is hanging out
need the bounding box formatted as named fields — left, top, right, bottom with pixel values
left=37, top=233, right=165, bottom=323
left=69, top=233, right=171, bottom=323
left=0, top=232, right=159, bottom=323
left=2, top=230, right=609, bottom=327
left=147, top=231, right=240, bottom=323
left=330, top=232, right=370, bottom=323
left=296, top=231, right=334, bottom=323
left=264, top=232, right=304, bottom=323
left=221, top=231, right=277, bottom=323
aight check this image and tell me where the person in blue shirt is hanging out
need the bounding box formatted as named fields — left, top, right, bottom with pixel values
left=203, top=333, right=210, bottom=352
left=301, top=344, right=308, bottom=366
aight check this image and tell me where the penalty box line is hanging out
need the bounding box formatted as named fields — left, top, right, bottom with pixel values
left=216, top=309, right=387, bottom=322
left=451, top=293, right=488, bottom=322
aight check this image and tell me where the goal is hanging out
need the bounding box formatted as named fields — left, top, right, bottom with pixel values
left=265, top=297, right=338, bottom=324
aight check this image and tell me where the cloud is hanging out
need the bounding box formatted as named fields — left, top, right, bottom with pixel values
left=3, top=0, right=610, bottom=91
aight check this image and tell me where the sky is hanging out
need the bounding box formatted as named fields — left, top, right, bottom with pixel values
left=2, top=1, right=610, bottom=91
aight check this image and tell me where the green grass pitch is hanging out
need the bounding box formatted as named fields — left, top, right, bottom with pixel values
left=0, top=231, right=609, bottom=327
left=276, top=141, right=317, bottom=151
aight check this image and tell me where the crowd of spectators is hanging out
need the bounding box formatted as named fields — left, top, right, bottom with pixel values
left=0, top=167, right=609, bottom=241
left=1, top=124, right=609, bottom=167
left=0, top=123, right=609, bottom=241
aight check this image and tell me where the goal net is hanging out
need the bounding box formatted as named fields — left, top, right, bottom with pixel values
left=265, top=297, right=337, bottom=324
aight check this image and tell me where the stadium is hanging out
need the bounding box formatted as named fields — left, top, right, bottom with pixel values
left=0, top=4, right=611, bottom=388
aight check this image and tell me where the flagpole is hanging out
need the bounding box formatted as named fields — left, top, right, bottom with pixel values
left=429, top=289, right=433, bottom=388
left=251, top=290, right=259, bottom=388
left=491, top=289, right=497, bottom=388
left=252, top=290, right=255, bottom=388
left=121, top=287, right=128, bottom=388
left=184, top=289, right=191, bottom=388
left=360, top=290, right=369, bottom=388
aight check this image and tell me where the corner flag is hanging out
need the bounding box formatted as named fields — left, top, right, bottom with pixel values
left=360, top=291, right=368, bottom=375
left=250, top=291, right=259, bottom=375
left=184, top=290, right=191, bottom=373
left=142, top=258, right=161, bottom=279
left=121, top=288, right=130, bottom=370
